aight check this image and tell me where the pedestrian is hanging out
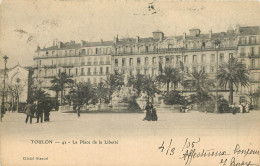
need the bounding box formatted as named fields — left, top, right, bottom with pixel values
left=238, top=103, right=243, bottom=113
left=77, top=105, right=81, bottom=117
left=36, top=101, right=43, bottom=123
left=25, top=101, right=33, bottom=124
left=143, top=101, right=152, bottom=121
left=151, top=106, right=158, bottom=121
left=44, top=102, right=51, bottom=122
left=245, top=103, right=249, bottom=113
left=242, top=102, right=246, bottom=113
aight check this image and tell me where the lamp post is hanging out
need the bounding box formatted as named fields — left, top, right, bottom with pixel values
left=1, top=55, right=9, bottom=122
left=214, top=40, right=221, bottom=113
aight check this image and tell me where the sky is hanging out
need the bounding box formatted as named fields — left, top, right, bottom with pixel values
left=0, top=0, right=260, bottom=69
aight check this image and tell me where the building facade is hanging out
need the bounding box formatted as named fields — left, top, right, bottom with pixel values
left=32, top=25, right=260, bottom=104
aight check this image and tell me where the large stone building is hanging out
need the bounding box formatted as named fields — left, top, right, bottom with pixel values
left=32, top=25, right=260, bottom=104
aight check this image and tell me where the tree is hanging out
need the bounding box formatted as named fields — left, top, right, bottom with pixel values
left=156, top=66, right=182, bottom=93
left=218, top=58, right=249, bottom=104
left=103, top=74, right=124, bottom=102
left=7, top=84, right=24, bottom=111
left=68, top=82, right=94, bottom=106
left=141, top=76, right=160, bottom=102
left=127, top=74, right=145, bottom=97
left=183, top=70, right=215, bottom=95
left=32, top=88, right=50, bottom=103
left=94, top=82, right=109, bottom=104
left=50, top=72, right=74, bottom=105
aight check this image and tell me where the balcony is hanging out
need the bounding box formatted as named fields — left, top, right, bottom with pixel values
left=87, top=72, right=91, bottom=75
left=239, top=53, right=247, bottom=58
left=87, top=62, right=92, bottom=65
left=248, top=54, right=260, bottom=58
left=249, top=67, right=260, bottom=70
left=80, top=72, right=85, bottom=76
left=93, top=62, right=98, bottom=65
left=61, top=64, right=74, bottom=68
left=105, top=61, right=111, bottom=65
left=238, top=41, right=259, bottom=46
left=99, top=61, right=104, bottom=65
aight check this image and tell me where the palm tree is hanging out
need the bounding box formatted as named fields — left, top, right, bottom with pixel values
left=127, top=74, right=145, bottom=96
left=103, top=74, right=124, bottom=102
left=32, top=88, right=50, bottom=102
left=218, top=57, right=249, bottom=104
left=94, top=82, right=108, bottom=104
left=68, top=82, right=94, bottom=105
left=50, top=72, right=74, bottom=105
left=183, top=70, right=215, bottom=95
left=142, top=76, right=160, bottom=102
left=156, top=66, right=182, bottom=93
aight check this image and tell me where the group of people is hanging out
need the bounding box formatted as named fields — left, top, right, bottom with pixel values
left=143, top=102, right=158, bottom=121
left=25, top=100, right=51, bottom=124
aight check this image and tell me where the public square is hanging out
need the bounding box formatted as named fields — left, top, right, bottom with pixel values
left=1, top=110, right=260, bottom=166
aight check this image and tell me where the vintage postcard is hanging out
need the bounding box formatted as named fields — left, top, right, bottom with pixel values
left=0, top=0, right=260, bottom=165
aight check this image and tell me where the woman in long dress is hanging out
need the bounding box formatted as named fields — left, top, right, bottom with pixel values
left=143, top=102, right=152, bottom=121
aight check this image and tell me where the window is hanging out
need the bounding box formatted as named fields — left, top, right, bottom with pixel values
left=46, top=51, right=49, bottom=56
left=100, top=67, right=103, bottom=74
left=166, top=58, right=170, bottom=64
left=184, top=55, right=188, bottom=64
left=144, top=69, right=148, bottom=75
left=210, top=66, right=214, bottom=73
left=88, top=68, right=91, bottom=75
left=52, top=51, right=55, bottom=55
left=210, top=54, right=215, bottom=63
left=76, top=68, right=78, bottom=75
left=137, top=69, right=141, bottom=74
left=94, top=68, right=97, bottom=75
left=129, top=58, right=133, bottom=66
left=251, top=59, right=255, bottom=68
left=249, top=36, right=256, bottom=44
left=122, top=69, right=125, bottom=74
left=58, top=69, right=61, bottom=74
left=193, top=55, right=197, bottom=64
left=114, top=69, right=119, bottom=75
left=240, top=47, right=245, bottom=57
left=201, top=54, right=205, bottom=63
left=88, top=78, right=91, bottom=83
left=115, top=59, right=118, bottom=66
left=130, top=69, right=133, bottom=76
left=250, top=47, right=255, bottom=56
left=152, top=69, right=156, bottom=75
left=106, top=67, right=109, bottom=74
left=39, top=60, right=42, bottom=66
left=240, top=37, right=246, bottom=44
left=152, top=57, right=156, bottom=64
left=137, top=58, right=141, bottom=66
left=122, top=58, right=125, bottom=66
left=81, top=68, right=84, bottom=75
left=69, top=69, right=71, bottom=75
left=202, top=66, right=206, bottom=72
left=145, top=57, right=149, bottom=65
left=220, top=54, right=224, bottom=63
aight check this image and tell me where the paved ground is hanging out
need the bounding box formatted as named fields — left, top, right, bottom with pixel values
left=1, top=111, right=260, bottom=166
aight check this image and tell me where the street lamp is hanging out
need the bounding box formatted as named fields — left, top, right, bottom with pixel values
left=214, top=40, right=221, bottom=113
left=1, top=55, right=9, bottom=122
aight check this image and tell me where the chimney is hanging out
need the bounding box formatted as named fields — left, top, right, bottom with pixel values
left=152, top=31, right=164, bottom=41
left=209, top=30, right=212, bottom=39
left=37, top=45, right=41, bottom=50
left=183, top=33, right=186, bottom=40
left=114, top=35, right=119, bottom=44
left=58, top=42, right=62, bottom=48
left=81, top=40, right=86, bottom=46
left=159, top=35, right=163, bottom=42
left=70, top=40, right=75, bottom=44
left=136, top=36, right=140, bottom=43
left=235, top=25, right=240, bottom=34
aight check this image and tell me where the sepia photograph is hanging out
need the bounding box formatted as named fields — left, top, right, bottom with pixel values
left=0, top=0, right=260, bottom=165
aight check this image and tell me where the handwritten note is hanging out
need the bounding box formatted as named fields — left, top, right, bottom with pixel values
left=158, top=138, right=260, bottom=166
